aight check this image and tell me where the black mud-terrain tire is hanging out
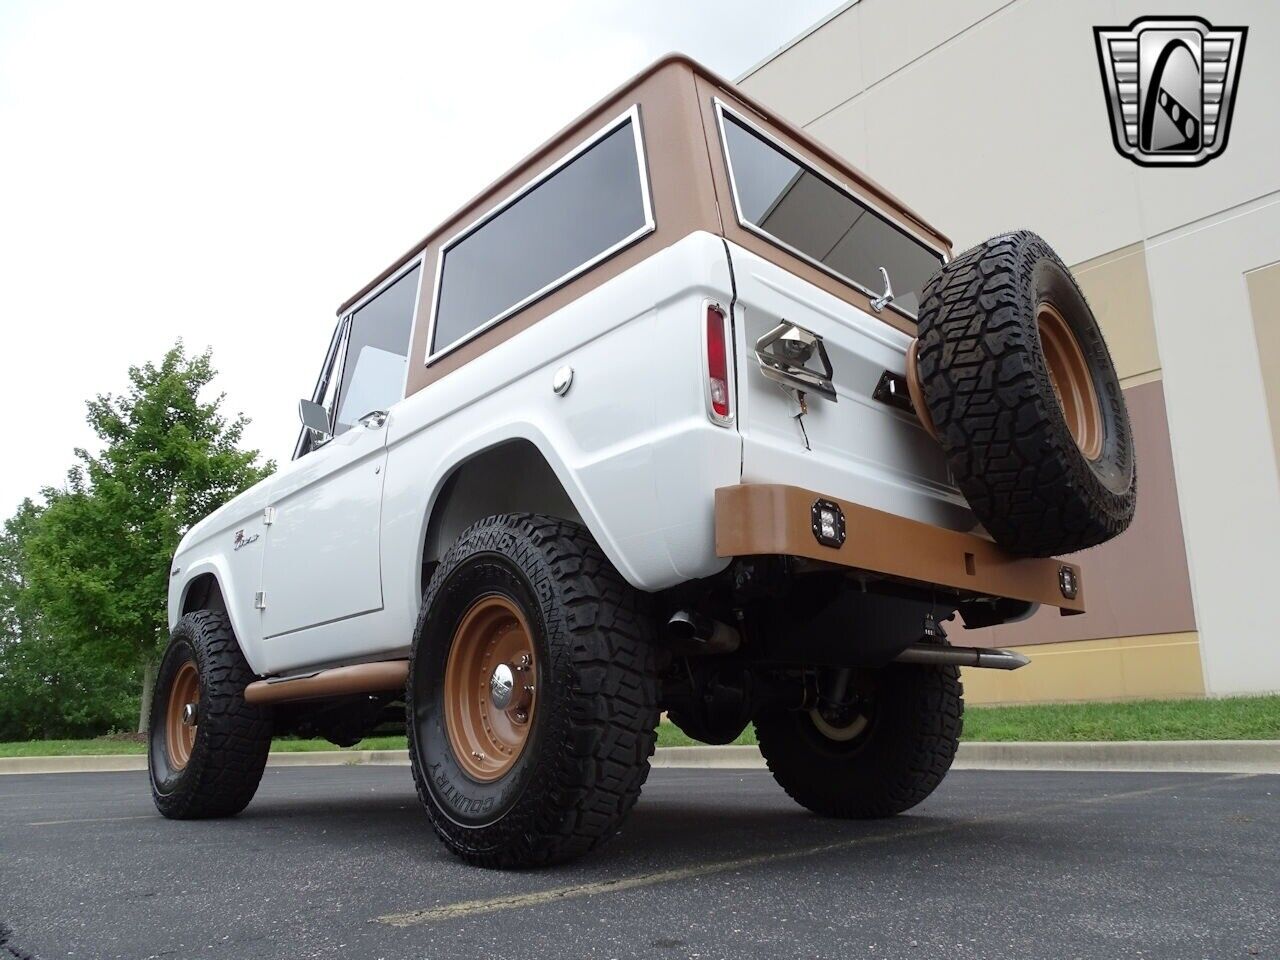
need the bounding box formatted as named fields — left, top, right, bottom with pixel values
left=408, top=514, right=660, bottom=868
left=915, top=230, right=1136, bottom=557
left=754, top=662, right=962, bottom=818
left=149, top=611, right=273, bottom=818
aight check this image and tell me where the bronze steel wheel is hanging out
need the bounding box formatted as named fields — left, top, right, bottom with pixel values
left=443, top=595, right=537, bottom=782
left=408, top=513, right=661, bottom=868
left=149, top=611, right=273, bottom=819
left=904, top=337, right=938, bottom=441
left=1037, top=301, right=1104, bottom=461
left=164, top=660, right=200, bottom=770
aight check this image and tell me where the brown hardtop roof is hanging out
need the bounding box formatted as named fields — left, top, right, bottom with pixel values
left=338, top=53, right=951, bottom=317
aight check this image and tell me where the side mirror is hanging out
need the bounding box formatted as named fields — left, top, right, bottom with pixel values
left=298, top=399, right=332, bottom=440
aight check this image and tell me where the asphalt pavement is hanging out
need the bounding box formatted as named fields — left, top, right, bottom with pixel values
left=1, top=765, right=1276, bottom=959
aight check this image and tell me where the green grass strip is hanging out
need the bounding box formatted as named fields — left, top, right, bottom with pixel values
left=2, top=696, right=1276, bottom=758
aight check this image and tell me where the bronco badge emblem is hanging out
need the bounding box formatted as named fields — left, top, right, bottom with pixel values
left=1094, top=16, right=1247, bottom=167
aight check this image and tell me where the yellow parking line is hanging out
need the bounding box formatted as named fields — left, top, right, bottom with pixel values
left=375, top=773, right=1252, bottom=927
left=376, top=825, right=942, bottom=927
left=28, top=814, right=154, bottom=827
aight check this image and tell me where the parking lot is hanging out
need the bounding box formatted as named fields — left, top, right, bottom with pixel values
left=1, top=766, right=1276, bottom=959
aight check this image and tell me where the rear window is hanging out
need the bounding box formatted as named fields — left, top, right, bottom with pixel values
left=718, top=106, right=943, bottom=319
left=428, top=109, right=653, bottom=359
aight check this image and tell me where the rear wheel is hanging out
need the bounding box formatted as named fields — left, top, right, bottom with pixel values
left=754, top=661, right=962, bottom=819
left=408, top=514, right=660, bottom=867
left=149, top=611, right=273, bottom=819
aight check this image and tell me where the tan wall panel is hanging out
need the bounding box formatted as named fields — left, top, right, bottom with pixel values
left=857, top=0, right=1015, bottom=90
left=851, top=0, right=1143, bottom=266
left=1144, top=198, right=1280, bottom=695
left=1125, top=1, right=1280, bottom=238
left=957, top=379, right=1195, bottom=647
left=1071, top=243, right=1160, bottom=385
left=737, top=2, right=867, bottom=128
left=1245, top=262, right=1280, bottom=480
left=962, top=632, right=1204, bottom=705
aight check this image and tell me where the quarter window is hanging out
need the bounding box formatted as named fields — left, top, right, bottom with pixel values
left=719, top=108, right=943, bottom=319
left=429, top=110, right=652, bottom=358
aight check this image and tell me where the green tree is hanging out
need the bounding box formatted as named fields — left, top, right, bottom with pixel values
left=24, top=342, right=274, bottom=733
left=0, top=499, right=136, bottom=740
left=0, top=499, right=40, bottom=646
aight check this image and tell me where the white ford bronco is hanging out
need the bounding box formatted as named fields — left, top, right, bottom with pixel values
left=152, top=56, right=1135, bottom=867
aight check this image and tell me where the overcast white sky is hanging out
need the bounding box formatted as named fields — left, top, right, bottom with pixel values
left=0, top=0, right=839, bottom=514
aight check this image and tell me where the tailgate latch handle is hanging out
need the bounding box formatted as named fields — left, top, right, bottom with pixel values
left=754, top=321, right=837, bottom=403
left=870, top=266, right=895, bottom=313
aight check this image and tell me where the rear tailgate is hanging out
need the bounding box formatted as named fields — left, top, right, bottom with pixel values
left=727, top=242, right=976, bottom=536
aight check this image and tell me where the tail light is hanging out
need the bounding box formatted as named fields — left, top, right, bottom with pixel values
left=705, top=302, right=733, bottom=425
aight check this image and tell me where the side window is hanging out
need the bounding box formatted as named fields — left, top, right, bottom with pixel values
left=333, top=264, right=422, bottom=434
left=428, top=109, right=652, bottom=360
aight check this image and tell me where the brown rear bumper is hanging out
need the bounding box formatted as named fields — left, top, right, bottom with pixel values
left=714, top=484, right=1085, bottom=614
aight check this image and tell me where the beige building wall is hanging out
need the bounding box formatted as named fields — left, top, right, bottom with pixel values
left=962, top=633, right=1203, bottom=705
left=740, top=0, right=1280, bottom=698
left=1246, top=263, right=1280, bottom=481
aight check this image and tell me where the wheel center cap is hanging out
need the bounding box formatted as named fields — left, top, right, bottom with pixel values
left=489, top=663, right=515, bottom=710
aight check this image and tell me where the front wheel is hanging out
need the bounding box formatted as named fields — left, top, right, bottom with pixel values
left=754, top=662, right=962, bottom=819
left=408, top=514, right=660, bottom=867
left=148, top=611, right=273, bottom=819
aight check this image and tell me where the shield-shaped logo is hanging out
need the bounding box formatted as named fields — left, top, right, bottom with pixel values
left=1094, top=16, right=1247, bottom=167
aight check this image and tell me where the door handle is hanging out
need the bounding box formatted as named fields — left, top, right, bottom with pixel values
left=358, top=410, right=389, bottom=429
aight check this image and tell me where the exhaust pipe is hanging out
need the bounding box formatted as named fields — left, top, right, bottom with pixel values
left=666, top=610, right=740, bottom=654
left=893, top=643, right=1029, bottom=670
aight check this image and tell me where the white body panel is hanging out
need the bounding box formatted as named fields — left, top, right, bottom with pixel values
left=168, top=231, right=968, bottom=676
left=726, top=242, right=972, bottom=533
left=259, top=417, right=388, bottom=640
left=166, top=483, right=273, bottom=674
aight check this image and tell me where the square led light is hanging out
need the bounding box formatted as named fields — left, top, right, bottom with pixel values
left=810, top=498, right=847, bottom=548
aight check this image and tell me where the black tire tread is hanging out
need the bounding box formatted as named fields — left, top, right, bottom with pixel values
left=916, top=230, right=1135, bottom=556
left=149, top=611, right=272, bottom=819
left=755, top=663, right=963, bottom=819
left=408, top=514, right=660, bottom=867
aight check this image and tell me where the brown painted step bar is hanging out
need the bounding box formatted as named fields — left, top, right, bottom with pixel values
left=244, top=660, right=408, bottom=705
left=715, top=484, right=1085, bottom=614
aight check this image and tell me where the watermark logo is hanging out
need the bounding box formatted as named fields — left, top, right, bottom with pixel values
left=1094, top=16, right=1246, bottom=167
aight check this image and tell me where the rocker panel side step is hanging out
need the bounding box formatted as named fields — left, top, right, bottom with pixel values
left=243, top=661, right=409, bottom=705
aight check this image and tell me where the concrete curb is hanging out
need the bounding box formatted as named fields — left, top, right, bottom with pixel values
left=2, top=740, right=1277, bottom=776
left=0, top=754, right=151, bottom=775
left=953, top=739, right=1280, bottom=774
left=650, top=745, right=765, bottom=769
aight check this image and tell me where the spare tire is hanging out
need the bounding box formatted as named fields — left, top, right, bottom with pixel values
left=913, top=231, right=1135, bottom=557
